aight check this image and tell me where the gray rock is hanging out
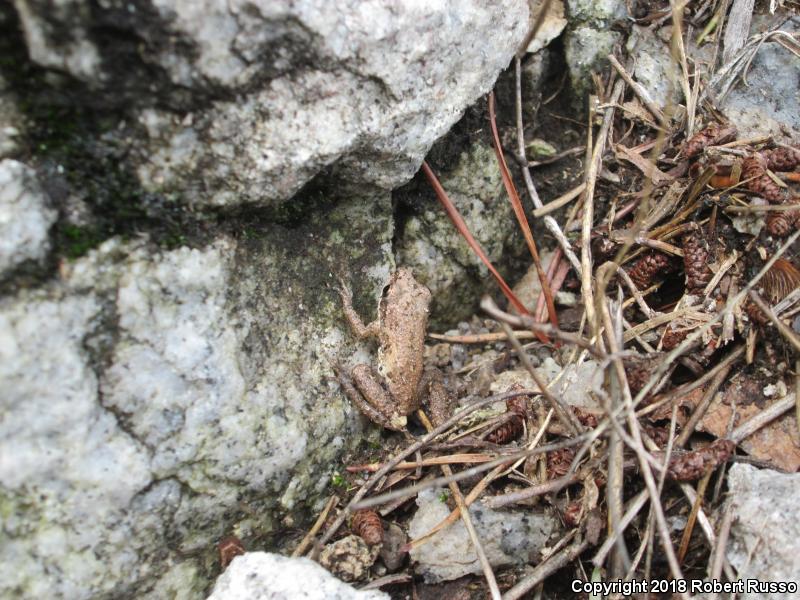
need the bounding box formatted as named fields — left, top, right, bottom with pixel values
left=12, top=0, right=531, bottom=208
left=626, top=26, right=681, bottom=109
left=379, top=522, right=408, bottom=572
left=564, top=26, right=621, bottom=104
left=0, top=74, right=23, bottom=159
left=526, top=0, right=568, bottom=54
left=207, top=552, right=389, bottom=600
left=719, top=16, right=800, bottom=142
left=408, top=488, right=560, bottom=583
left=396, top=142, right=524, bottom=326
left=565, top=0, right=626, bottom=26
left=0, top=160, right=56, bottom=276
left=489, top=358, right=602, bottom=410
left=725, top=464, right=800, bottom=599
left=0, top=192, right=395, bottom=598
left=562, top=0, right=626, bottom=106
left=320, top=535, right=381, bottom=583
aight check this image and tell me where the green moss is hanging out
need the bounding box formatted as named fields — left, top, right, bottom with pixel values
left=60, top=224, right=115, bottom=258
left=0, top=4, right=214, bottom=260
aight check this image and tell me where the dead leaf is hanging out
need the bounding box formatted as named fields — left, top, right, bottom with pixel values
left=615, top=144, right=673, bottom=185
left=688, top=375, right=800, bottom=471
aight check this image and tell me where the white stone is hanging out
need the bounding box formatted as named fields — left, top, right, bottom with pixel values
left=0, top=160, right=56, bottom=275
left=207, top=552, right=389, bottom=600
left=408, top=488, right=559, bottom=582
left=0, top=192, right=395, bottom=597
left=12, top=1, right=531, bottom=208
left=726, top=464, right=800, bottom=599
left=526, top=0, right=568, bottom=54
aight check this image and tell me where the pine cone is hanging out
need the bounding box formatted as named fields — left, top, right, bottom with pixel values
left=572, top=406, right=599, bottom=429
left=643, top=423, right=671, bottom=448
left=661, top=320, right=690, bottom=350
left=628, top=252, right=675, bottom=290
left=665, top=439, right=736, bottom=482
left=547, top=447, right=577, bottom=479
left=766, top=209, right=799, bottom=237
left=742, top=153, right=784, bottom=203
left=743, top=299, right=769, bottom=325
left=486, top=394, right=528, bottom=444
left=764, top=146, right=800, bottom=171
left=218, top=536, right=246, bottom=569
left=351, top=510, right=384, bottom=546
left=765, top=202, right=800, bottom=237
left=623, top=353, right=664, bottom=396
left=562, top=500, right=583, bottom=528
left=486, top=414, right=525, bottom=444
left=683, top=122, right=737, bottom=159
left=682, top=232, right=713, bottom=294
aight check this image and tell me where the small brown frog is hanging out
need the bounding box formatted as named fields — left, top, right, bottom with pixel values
left=337, top=268, right=432, bottom=430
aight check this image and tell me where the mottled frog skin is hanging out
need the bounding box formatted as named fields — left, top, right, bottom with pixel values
left=337, top=268, right=432, bottom=430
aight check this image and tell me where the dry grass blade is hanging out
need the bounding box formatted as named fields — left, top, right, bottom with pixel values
left=595, top=263, right=686, bottom=586
left=723, top=0, right=756, bottom=64
left=708, top=503, right=734, bottom=584
left=748, top=291, right=800, bottom=353
left=630, top=229, right=800, bottom=411
left=405, top=462, right=509, bottom=552
left=675, top=367, right=731, bottom=448
left=670, top=0, right=695, bottom=136
left=429, top=331, right=538, bottom=344
left=358, top=573, right=413, bottom=591
left=347, top=453, right=498, bottom=472
left=489, top=91, right=559, bottom=335
left=499, top=321, right=582, bottom=435
left=677, top=467, right=713, bottom=565
left=416, top=410, right=502, bottom=600
left=581, top=79, right=625, bottom=336
left=421, top=162, right=540, bottom=334
left=318, top=389, right=538, bottom=546
left=607, top=54, right=668, bottom=126
left=730, top=393, right=796, bottom=444
left=615, top=144, right=673, bottom=184
left=532, top=183, right=586, bottom=217
left=292, top=495, right=338, bottom=557
left=593, top=489, right=649, bottom=567
left=481, top=296, right=602, bottom=357
left=708, top=23, right=798, bottom=101
left=352, top=434, right=591, bottom=511
left=513, top=57, right=583, bottom=278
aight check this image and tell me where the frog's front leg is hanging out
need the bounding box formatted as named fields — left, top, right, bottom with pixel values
left=337, top=279, right=380, bottom=340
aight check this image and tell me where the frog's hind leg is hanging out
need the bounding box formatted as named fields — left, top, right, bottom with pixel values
left=418, top=367, right=454, bottom=428
left=339, top=364, right=407, bottom=431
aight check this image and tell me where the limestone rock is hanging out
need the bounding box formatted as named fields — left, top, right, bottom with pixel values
left=408, top=488, right=559, bottom=582
left=725, top=464, right=800, bottom=599
left=320, top=535, right=381, bottom=583
left=0, top=159, right=56, bottom=276
left=12, top=0, right=531, bottom=208
left=0, top=192, right=395, bottom=598
left=207, top=552, right=388, bottom=600
left=396, top=142, right=525, bottom=326
left=718, top=16, right=800, bottom=143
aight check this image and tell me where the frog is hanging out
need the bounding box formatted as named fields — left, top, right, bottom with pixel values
left=336, top=268, right=432, bottom=431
